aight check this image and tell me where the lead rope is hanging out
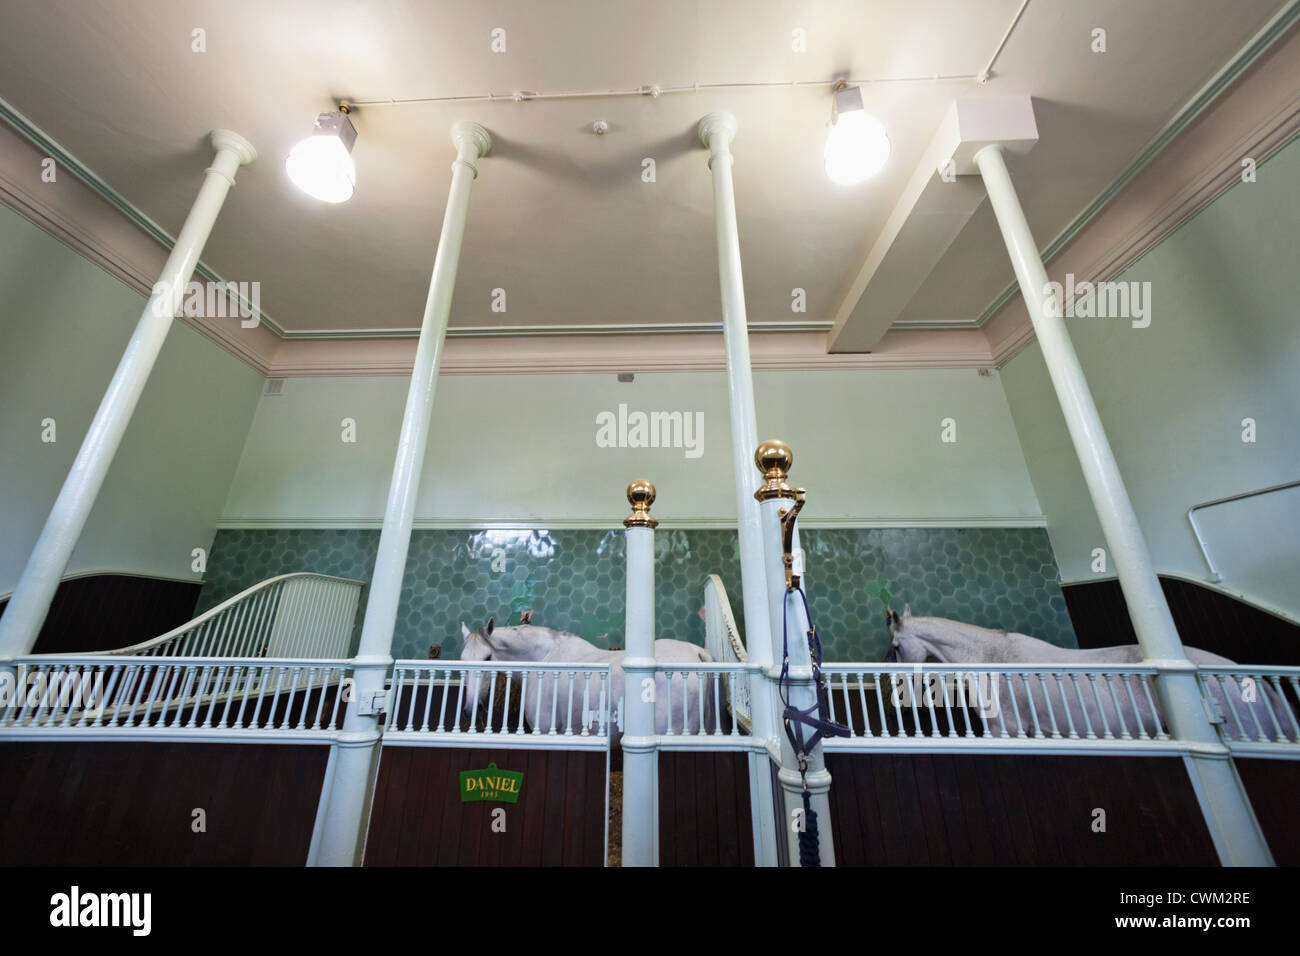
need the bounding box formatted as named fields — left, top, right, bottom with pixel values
left=778, top=586, right=850, bottom=866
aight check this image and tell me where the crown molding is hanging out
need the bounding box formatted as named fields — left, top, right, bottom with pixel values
left=265, top=327, right=997, bottom=376
left=215, top=515, right=1047, bottom=531
left=279, top=320, right=834, bottom=339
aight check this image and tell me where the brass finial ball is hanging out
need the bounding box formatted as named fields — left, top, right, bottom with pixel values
left=754, top=440, right=795, bottom=501
left=624, top=479, right=658, bottom=528
left=626, top=478, right=656, bottom=509
left=755, top=439, right=793, bottom=476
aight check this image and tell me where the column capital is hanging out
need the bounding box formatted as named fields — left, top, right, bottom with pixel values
left=697, top=111, right=738, bottom=150
left=451, top=121, right=492, bottom=158
left=209, top=129, right=258, bottom=165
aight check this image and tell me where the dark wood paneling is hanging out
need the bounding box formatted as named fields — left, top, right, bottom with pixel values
left=1064, top=577, right=1300, bottom=665
left=1235, top=758, right=1300, bottom=866
left=0, top=574, right=201, bottom=654
left=657, top=751, right=755, bottom=867
left=0, top=741, right=327, bottom=865
left=365, top=746, right=607, bottom=866
left=827, top=753, right=1218, bottom=866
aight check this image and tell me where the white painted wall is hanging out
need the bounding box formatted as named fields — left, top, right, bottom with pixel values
left=1001, top=138, right=1300, bottom=620
left=221, top=367, right=1042, bottom=528
left=0, top=205, right=264, bottom=596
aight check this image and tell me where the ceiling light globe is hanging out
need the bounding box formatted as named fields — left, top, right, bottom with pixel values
left=286, top=133, right=356, bottom=203
left=824, top=110, right=890, bottom=185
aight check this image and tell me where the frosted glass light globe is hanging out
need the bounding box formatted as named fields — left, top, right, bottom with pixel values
left=824, top=110, right=890, bottom=185
left=286, top=134, right=356, bottom=203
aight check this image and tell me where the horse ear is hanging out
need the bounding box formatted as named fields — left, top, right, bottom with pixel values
left=486, top=617, right=495, bottom=636
left=903, top=604, right=911, bottom=619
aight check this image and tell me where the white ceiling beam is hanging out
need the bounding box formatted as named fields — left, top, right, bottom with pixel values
left=828, top=96, right=1039, bottom=353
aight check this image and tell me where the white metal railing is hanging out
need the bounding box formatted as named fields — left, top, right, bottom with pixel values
left=101, top=573, right=363, bottom=659
left=386, top=661, right=612, bottom=748
left=657, top=662, right=761, bottom=740
left=821, top=664, right=1179, bottom=752
left=703, top=574, right=752, bottom=731
left=0, top=655, right=350, bottom=737
left=1197, top=666, right=1300, bottom=754
left=1187, top=479, right=1300, bottom=582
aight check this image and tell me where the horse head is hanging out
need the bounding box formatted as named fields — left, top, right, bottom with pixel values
left=457, top=618, right=567, bottom=722
left=885, top=604, right=932, bottom=663
left=460, top=617, right=497, bottom=662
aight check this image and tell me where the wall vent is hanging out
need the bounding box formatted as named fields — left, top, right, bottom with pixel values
left=264, top=377, right=285, bottom=396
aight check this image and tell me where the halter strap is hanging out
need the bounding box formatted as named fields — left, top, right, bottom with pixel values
left=779, top=587, right=850, bottom=757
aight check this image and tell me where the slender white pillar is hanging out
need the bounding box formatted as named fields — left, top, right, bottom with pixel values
left=620, top=480, right=659, bottom=867
left=310, top=122, right=491, bottom=866
left=976, top=144, right=1272, bottom=866
left=698, top=112, right=781, bottom=866
left=755, top=441, right=835, bottom=866
left=0, top=130, right=256, bottom=658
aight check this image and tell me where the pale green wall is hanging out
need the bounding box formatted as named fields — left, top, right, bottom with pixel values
left=221, top=367, right=1043, bottom=527
left=1002, top=137, right=1300, bottom=620
left=0, top=205, right=264, bottom=595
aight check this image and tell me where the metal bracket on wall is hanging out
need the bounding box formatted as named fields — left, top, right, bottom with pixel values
left=358, top=690, right=389, bottom=717
left=1202, top=695, right=1227, bottom=726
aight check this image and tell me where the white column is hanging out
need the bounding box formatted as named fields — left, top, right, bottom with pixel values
left=310, top=122, right=490, bottom=866
left=619, top=480, right=659, bottom=867
left=0, top=130, right=256, bottom=657
left=698, top=112, right=781, bottom=866
left=755, top=441, right=835, bottom=866
left=976, top=144, right=1272, bottom=866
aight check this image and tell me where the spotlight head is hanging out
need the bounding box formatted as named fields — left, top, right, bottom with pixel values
left=286, top=109, right=358, bottom=203
left=824, top=84, right=890, bottom=185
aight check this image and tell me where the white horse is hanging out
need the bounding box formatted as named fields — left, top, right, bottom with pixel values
left=883, top=606, right=1291, bottom=742
left=458, top=619, right=715, bottom=740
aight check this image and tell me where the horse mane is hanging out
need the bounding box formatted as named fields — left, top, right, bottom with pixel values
left=912, top=614, right=1008, bottom=639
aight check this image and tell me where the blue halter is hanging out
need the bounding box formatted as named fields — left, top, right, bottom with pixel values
left=778, top=585, right=850, bottom=866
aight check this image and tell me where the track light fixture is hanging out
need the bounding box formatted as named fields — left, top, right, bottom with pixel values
left=286, top=103, right=357, bottom=203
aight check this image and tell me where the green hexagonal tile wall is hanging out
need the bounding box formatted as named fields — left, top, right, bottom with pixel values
left=197, top=527, right=1075, bottom=662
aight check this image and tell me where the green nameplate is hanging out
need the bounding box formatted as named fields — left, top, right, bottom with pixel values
left=459, top=763, right=524, bottom=803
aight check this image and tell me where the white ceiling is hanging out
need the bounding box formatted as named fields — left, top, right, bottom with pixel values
left=0, top=0, right=1287, bottom=341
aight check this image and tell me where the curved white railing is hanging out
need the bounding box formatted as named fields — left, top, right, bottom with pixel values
left=100, top=573, right=364, bottom=659
left=0, top=655, right=350, bottom=736
left=703, top=574, right=752, bottom=731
